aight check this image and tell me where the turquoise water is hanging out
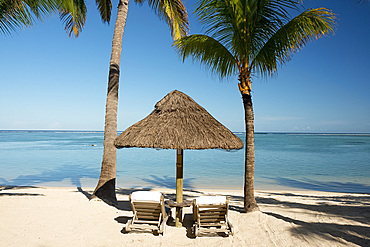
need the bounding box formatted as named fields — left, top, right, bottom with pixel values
left=0, top=131, right=369, bottom=193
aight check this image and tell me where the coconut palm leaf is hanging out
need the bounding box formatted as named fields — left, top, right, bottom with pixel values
left=252, top=8, right=336, bottom=77
left=136, top=0, right=189, bottom=39
left=0, top=1, right=29, bottom=34
left=0, top=0, right=58, bottom=34
left=95, top=0, right=111, bottom=23
left=59, top=0, right=87, bottom=37
left=194, top=0, right=301, bottom=66
left=0, top=0, right=87, bottom=36
left=174, top=34, right=238, bottom=78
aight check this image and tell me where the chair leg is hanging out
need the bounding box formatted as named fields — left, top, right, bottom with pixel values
left=125, top=220, right=132, bottom=232
left=193, top=225, right=199, bottom=237
left=158, top=222, right=164, bottom=235
left=228, top=219, right=234, bottom=236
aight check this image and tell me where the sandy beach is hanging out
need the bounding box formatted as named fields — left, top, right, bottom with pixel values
left=0, top=186, right=369, bottom=247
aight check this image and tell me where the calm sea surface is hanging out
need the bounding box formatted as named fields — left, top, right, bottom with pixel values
left=0, top=131, right=369, bottom=193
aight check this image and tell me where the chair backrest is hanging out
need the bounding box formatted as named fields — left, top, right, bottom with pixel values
left=130, top=191, right=166, bottom=221
left=194, top=196, right=228, bottom=224
left=195, top=196, right=227, bottom=205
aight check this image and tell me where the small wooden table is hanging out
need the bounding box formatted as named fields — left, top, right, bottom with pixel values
left=166, top=199, right=193, bottom=208
left=166, top=200, right=193, bottom=227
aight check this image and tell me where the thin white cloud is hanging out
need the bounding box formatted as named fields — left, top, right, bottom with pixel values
left=290, top=126, right=314, bottom=132
left=259, top=116, right=303, bottom=121
left=320, top=120, right=350, bottom=126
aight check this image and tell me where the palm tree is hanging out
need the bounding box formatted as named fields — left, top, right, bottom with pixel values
left=0, top=0, right=86, bottom=36
left=174, top=0, right=336, bottom=212
left=2, top=0, right=188, bottom=205
left=90, top=0, right=189, bottom=204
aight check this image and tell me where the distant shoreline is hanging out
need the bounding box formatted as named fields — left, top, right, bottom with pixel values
left=1, top=130, right=370, bottom=136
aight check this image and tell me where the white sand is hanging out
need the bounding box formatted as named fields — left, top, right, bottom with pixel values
left=0, top=186, right=369, bottom=246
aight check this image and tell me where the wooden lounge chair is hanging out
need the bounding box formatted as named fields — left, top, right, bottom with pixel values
left=125, top=191, right=169, bottom=235
left=192, top=196, right=233, bottom=237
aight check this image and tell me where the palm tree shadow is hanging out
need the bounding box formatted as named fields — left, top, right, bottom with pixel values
left=139, top=175, right=195, bottom=189
left=257, top=192, right=370, bottom=246
left=229, top=205, right=244, bottom=213
left=116, top=200, right=132, bottom=211
left=0, top=185, right=44, bottom=196
left=2, top=164, right=99, bottom=188
left=77, top=187, right=92, bottom=200
left=76, top=187, right=133, bottom=211
left=5, top=165, right=100, bottom=202
left=257, top=193, right=370, bottom=225
left=270, top=177, right=370, bottom=194
left=265, top=211, right=370, bottom=246
left=197, top=189, right=370, bottom=245
left=1, top=185, right=38, bottom=190
left=116, top=187, right=152, bottom=196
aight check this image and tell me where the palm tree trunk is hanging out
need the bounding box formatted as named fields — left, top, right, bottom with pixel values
left=242, top=92, right=259, bottom=212
left=91, top=0, right=129, bottom=204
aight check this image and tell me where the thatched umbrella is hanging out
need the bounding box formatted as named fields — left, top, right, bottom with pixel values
left=115, top=90, right=243, bottom=227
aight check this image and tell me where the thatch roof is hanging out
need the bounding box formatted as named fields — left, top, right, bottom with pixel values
left=114, top=90, right=244, bottom=150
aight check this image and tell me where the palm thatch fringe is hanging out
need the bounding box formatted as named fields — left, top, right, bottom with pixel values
left=114, top=90, right=243, bottom=150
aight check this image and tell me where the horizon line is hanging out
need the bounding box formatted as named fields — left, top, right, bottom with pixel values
left=0, top=129, right=369, bottom=135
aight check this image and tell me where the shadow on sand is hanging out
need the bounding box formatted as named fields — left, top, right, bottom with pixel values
left=0, top=185, right=44, bottom=196
left=268, top=211, right=369, bottom=246
left=257, top=192, right=370, bottom=223
left=186, top=190, right=370, bottom=245
left=256, top=191, right=370, bottom=246
left=63, top=178, right=370, bottom=245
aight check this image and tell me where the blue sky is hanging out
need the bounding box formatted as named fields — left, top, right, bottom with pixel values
left=1, top=0, right=369, bottom=133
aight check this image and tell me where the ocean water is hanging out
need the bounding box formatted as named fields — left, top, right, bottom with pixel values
left=0, top=131, right=369, bottom=193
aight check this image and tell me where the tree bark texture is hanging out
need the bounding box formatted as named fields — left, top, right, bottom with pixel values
left=91, top=0, right=129, bottom=204
left=242, top=92, right=259, bottom=212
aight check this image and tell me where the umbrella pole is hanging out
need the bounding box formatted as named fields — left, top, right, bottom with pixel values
left=176, top=149, right=183, bottom=227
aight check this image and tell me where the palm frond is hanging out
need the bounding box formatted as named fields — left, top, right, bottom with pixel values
left=59, top=0, right=87, bottom=37
left=239, top=0, right=304, bottom=66
left=0, top=0, right=59, bottom=35
left=0, top=1, right=28, bottom=34
left=174, top=34, right=238, bottom=78
left=25, top=0, right=59, bottom=17
left=174, top=0, right=335, bottom=83
left=139, top=0, right=189, bottom=39
left=195, top=0, right=239, bottom=53
left=194, top=0, right=302, bottom=68
left=0, top=0, right=86, bottom=36
left=95, top=0, right=111, bottom=23
left=252, top=7, right=336, bottom=77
